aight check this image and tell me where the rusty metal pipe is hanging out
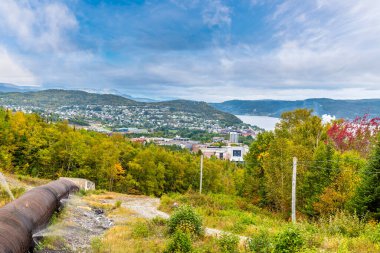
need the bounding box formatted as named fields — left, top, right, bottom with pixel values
left=0, top=179, right=79, bottom=253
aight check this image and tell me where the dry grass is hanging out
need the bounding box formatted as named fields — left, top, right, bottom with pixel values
left=159, top=192, right=380, bottom=253
left=92, top=217, right=167, bottom=253
left=83, top=191, right=167, bottom=252
left=0, top=173, right=48, bottom=207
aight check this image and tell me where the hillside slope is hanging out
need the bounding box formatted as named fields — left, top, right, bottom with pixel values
left=0, top=89, right=139, bottom=107
left=0, top=89, right=242, bottom=127
left=153, top=99, right=242, bottom=125
left=210, top=98, right=380, bottom=118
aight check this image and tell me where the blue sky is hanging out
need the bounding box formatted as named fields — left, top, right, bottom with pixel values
left=0, top=0, right=380, bottom=101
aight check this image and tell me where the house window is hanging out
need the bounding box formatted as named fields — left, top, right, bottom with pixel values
left=233, top=150, right=242, bottom=157
left=219, top=153, right=224, bottom=159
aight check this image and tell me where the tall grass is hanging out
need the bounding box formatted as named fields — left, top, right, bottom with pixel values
left=160, top=192, right=380, bottom=252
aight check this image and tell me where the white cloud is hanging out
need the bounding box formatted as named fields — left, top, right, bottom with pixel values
left=1, top=0, right=380, bottom=101
left=0, top=0, right=77, bottom=52
left=202, top=0, right=231, bottom=27
left=125, top=0, right=380, bottom=101
left=0, top=47, right=38, bottom=86
left=170, top=0, right=231, bottom=28
left=0, top=0, right=87, bottom=87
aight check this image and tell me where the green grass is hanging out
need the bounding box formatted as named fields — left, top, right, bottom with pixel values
left=0, top=186, right=26, bottom=207
left=159, top=192, right=380, bottom=252
left=160, top=192, right=288, bottom=237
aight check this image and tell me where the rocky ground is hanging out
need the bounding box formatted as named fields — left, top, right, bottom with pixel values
left=34, top=195, right=113, bottom=252
left=35, top=192, right=248, bottom=252
left=98, top=194, right=248, bottom=243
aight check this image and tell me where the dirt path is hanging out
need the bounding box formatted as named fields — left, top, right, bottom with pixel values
left=101, top=195, right=248, bottom=243
left=37, top=193, right=248, bottom=252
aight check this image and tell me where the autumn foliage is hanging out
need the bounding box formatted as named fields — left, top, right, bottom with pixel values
left=2, top=107, right=380, bottom=220
left=0, top=108, right=241, bottom=196
left=244, top=110, right=380, bottom=219
left=327, top=114, right=380, bottom=156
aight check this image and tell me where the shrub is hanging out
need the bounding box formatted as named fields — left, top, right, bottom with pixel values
left=274, top=226, right=304, bottom=253
left=217, top=233, right=239, bottom=253
left=247, top=230, right=273, bottom=253
left=165, top=230, right=192, bottom=253
left=11, top=187, right=26, bottom=198
left=77, top=189, right=87, bottom=196
left=132, top=221, right=151, bottom=238
left=365, top=222, right=380, bottom=244
left=231, top=221, right=246, bottom=234
left=91, top=237, right=103, bottom=253
left=152, top=216, right=167, bottom=226
left=168, top=205, right=203, bottom=236
left=77, top=189, right=106, bottom=197
left=319, top=211, right=364, bottom=237
left=114, top=200, right=122, bottom=208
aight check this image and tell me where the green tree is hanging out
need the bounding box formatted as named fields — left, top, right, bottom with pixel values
left=243, top=131, right=274, bottom=205
left=350, top=134, right=380, bottom=220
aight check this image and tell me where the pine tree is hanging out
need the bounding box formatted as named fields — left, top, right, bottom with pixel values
left=351, top=135, right=380, bottom=220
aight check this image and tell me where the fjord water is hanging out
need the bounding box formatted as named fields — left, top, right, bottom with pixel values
left=236, top=115, right=280, bottom=131
left=0, top=172, right=15, bottom=200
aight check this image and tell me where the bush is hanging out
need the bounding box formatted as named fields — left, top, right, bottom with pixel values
left=77, top=189, right=106, bottom=197
left=365, top=222, right=380, bottom=244
left=319, top=211, right=365, bottom=237
left=231, top=221, right=246, bottom=234
left=11, top=187, right=26, bottom=198
left=168, top=205, right=203, bottom=236
left=274, top=226, right=304, bottom=253
left=91, top=237, right=103, bottom=253
left=114, top=200, right=122, bottom=208
left=152, top=216, right=167, bottom=226
left=217, top=233, right=239, bottom=253
left=165, top=230, right=192, bottom=253
left=77, top=189, right=87, bottom=196
left=132, top=221, right=151, bottom=238
left=247, top=230, right=273, bottom=253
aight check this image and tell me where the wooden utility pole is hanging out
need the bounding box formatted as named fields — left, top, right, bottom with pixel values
left=200, top=155, right=203, bottom=194
left=292, top=157, right=297, bottom=223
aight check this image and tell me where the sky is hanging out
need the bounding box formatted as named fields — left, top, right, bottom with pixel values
left=0, top=0, right=380, bottom=102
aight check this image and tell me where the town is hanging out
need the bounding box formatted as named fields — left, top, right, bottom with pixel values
left=131, top=132, right=249, bottom=162
left=1, top=103, right=256, bottom=131
left=1, top=103, right=258, bottom=163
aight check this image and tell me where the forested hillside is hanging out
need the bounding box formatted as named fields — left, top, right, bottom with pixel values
left=244, top=110, right=380, bottom=219
left=0, top=89, right=138, bottom=107
left=1, top=107, right=380, bottom=220
left=0, top=108, right=241, bottom=196
left=211, top=98, right=380, bottom=119
left=0, top=90, right=242, bottom=126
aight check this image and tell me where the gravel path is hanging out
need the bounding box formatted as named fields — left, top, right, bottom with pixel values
left=120, top=196, right=169, bottom=219
left=37, top=194, right=248, bottom=252
left=102, top=195, right=248, bottom=243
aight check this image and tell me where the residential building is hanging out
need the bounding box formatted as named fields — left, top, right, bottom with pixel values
left=229, top=132, right=239, bottom=143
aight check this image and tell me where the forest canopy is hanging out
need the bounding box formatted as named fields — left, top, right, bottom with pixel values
left=1, top=108, right=380, bottom=220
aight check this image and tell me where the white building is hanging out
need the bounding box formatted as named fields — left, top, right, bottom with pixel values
left=229, top=132, right=239, bottom=143
left=198, top=145, right=248, bottom=162
left=227, top=146, right=246, bottom=162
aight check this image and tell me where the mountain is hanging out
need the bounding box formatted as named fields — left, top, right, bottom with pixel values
left=152, top=100, right=242, bottom=125
left=79, top=88, right=158, bottom=102
left=0, top=89, right=138, bottom=107
left=0, top=89, right=242, bottom=127
left=210, top=98, right=380, bottom=119
left=0, top=83, right=39, bottom=93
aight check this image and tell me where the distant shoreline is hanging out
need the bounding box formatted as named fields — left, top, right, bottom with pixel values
left=236, top=115, right=280, bottom=131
